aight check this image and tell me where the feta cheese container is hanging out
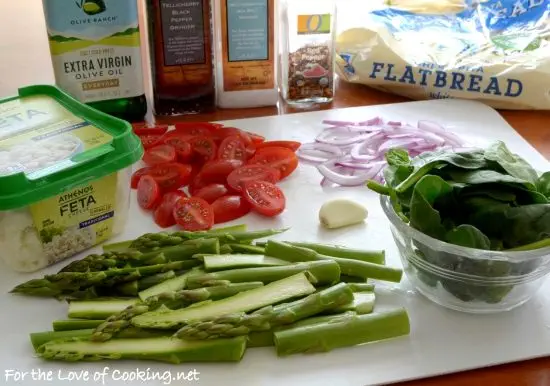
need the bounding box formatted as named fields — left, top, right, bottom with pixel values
left=0, top=85, right=143, bottom=272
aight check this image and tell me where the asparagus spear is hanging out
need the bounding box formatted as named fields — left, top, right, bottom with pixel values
left=69, top=299, right=139, bottom=319
left=174, top=283, right=354, bottom=340
left=30, top=328, right=172, bottom=350
left=127, top=226, right=281, bottom=251
left=91, top=282, right=265, bottom=341
left=58, top=250, right=168, bottom=273
left=227, top=244, right=266, bottom=254
left=203, top=254, right=289, bottom=271
left=53, top=319, right=104, bottom=331
left=37, top=336, right=247, bottom=363
left=247, top=312, right=358, bottom=348
left=257, top=241, right=386, bottom=265
left=265, top=240, right=402, bottom=283
left=131, top=273, right=317, bottom=329
left=327, top=292, right=376, bottom=315
left=274, top=308, right=410, bottom=356
left=348, top=283, right=375, bottom=292
left=115, top=271, right=177, bottom=296
left=11, top=260, right=199, bottom=298
left=186, top=260, right=340, bottom=289
left=138, top=238, right=221, bottom=261
left=219, top=244, right=233, bottom=254
left=138, top=269, right=203, bottom=301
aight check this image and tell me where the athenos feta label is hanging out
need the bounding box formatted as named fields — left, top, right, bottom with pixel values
left=29, top=174, right=117, bottom=263
left=43, top=0, right=145, bottom=103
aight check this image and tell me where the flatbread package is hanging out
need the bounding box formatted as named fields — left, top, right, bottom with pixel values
left=335, top=0, right=550, bottom=109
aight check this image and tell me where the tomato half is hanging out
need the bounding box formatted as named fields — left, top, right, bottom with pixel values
left=142, top=144, right=177, bottom=166
left=142, top=163, right=193, bottom=192
left=190, top=136, right=217, bottom=163
left=193, top=183, right=229, bottom=204
left=247, top=146, right=298, bottom=180
left=242, top=180, right=286, bottom=217
left=131, top=167, right=152, bottom=189
left=226, top=164, right=281, bottom=192
left=245, top=131, right=265, bottom=145
left=153, top=191, right=188, bottom=228
left=137, top=175, right=162, bottom=210
left=163, top=136, right=193, bottom=163
left=211, top=195, right=251, bottom=224
left=174, top=122, right=217, bottom=138
left=218, top=135, right=247, bottom=161
left=134, top=127, right=168, bottom=149
left=173, top=197, right=214, bottom=231
left=214, top=127, right=252, bottom=146
left=255, top=141, right=301, bottom=152
left=199, top=159, right=244, bottom=185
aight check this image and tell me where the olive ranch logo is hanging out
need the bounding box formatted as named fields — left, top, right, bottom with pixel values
left=75, top=0, right=106, bottom=16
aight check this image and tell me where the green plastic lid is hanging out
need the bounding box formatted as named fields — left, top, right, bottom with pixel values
left=0, top=85, right=144, bottom=210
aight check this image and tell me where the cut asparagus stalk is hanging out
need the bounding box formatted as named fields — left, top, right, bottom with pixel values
left=30, top=328, right=172, bottom=350
left=102, top=240, right=133, bottom=252
left=175, top=283, right=353, bottom=340
left=327, top=292, right=376, bottom=315
left=227, top=244, right=266, bottom=255
left=348, top=283, right=375, bottom=292
left=68, top=299, right=139, bottom=319
left=274, top=308, right=410, bottom=356
left=37, top=336, right=247, bottom=363
left=116, top=271, right=178, bottom=297
left=53, top=319, right=104, bottom=331
left=203, top=255, right=289, bottom=271
left=256, top=241, right=385, bottom=265
left=219, top=244, right=233, bottom=254
left=58, top=250, right=166, bottom=273
left=247, top=312, right=358, bottom=348
left=138, top=269, right=203, bottom=301
left=139, top=238, right=220, bottom=261
left=186, top=260, right=340, bottom=289
left=91, top=282, right=265, bottom=341
left=339, top=275, right=369, bottom=283
left=265, top=240, right=402, bottom=283
left=132, top=273, right=316, bottom=329
left=11, top=260, right=200, bottom=298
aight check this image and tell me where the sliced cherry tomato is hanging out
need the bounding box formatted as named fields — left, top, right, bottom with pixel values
left=190, top=136, right=217, bottom=163
left=255, top=141, right=301, bottom=152
left=138, top=134, right=164, bottom=149
left=246, top=132, right=266, bottom=145
left=199, top=159, right=243, bottom=185
left=188, top=175, right=207, bottom=196
left=174, top=122, right=217, bottom=138
left=142, top=144, right=177, bottom=166
left=134, top=127, right=169, bottom=149
left=153, top=191, right=188, bottom=228
left=242, top=180, right=286, bottom=217
left=173, top=197, right=214, bottom=231
left=226, top=164, right=281, bottom=192
left=163, top=136, right=193, bottom=163
left=193, top=183, right=229, bottom=204
left=217, top=135, right=247, bottom=161
left=214, top=127, right=252, bottom=146
left=137, top=175, right=162, bottom=210
left=211, top=195, right=251, bottom=224
left=247, top=146, right=298, bottom=180
left=139, top=163, right=192, bottom=192
left=131, top=167, right=153, bottom=189
left=245, top=145, right=256, bottom=160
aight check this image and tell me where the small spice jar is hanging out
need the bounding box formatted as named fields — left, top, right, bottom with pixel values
left=280, top=0, right=336, bottom=106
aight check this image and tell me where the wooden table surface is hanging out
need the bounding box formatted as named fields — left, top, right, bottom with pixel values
left=157, top=79, right=550, bottom=386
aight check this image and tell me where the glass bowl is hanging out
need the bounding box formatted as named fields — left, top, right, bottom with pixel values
left=380, top=195, right=550, bottom=313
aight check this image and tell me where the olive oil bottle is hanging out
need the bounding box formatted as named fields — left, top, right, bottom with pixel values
left=42, top=0, right=148, bottom=122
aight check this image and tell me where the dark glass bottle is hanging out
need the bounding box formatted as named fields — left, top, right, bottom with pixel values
left=147, top=0, right=215, bottom=115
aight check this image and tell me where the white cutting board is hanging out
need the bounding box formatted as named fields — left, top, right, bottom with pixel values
left=2, top=99, right=550, bottom=386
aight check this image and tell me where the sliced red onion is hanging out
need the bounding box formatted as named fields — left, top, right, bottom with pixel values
left=298, top=117, right=465, bottom=187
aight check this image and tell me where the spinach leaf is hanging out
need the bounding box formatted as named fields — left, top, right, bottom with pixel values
left=502, top=204, right=550, bottom=248
left=396, top=148, right=488, bottom=193
left=537, top=171, right=550, bottom=198
left=445, top=225, right=491, bottom=249
left=459, top=186, right=517, bottom=203
left=409, top=175, right=454, bottom=239
left=385, top=148, right=411, bottom=167
left=447, top=169, right=535, bottom=191
left=484, top=141, right=538, bottom=185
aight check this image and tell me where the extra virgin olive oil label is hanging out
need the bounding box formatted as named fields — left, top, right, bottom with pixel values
left=43, top=0, right=145, bottom=103
left=221, top=0, right=275, bottom=92
left=29, top=172, right=117, bottom=263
